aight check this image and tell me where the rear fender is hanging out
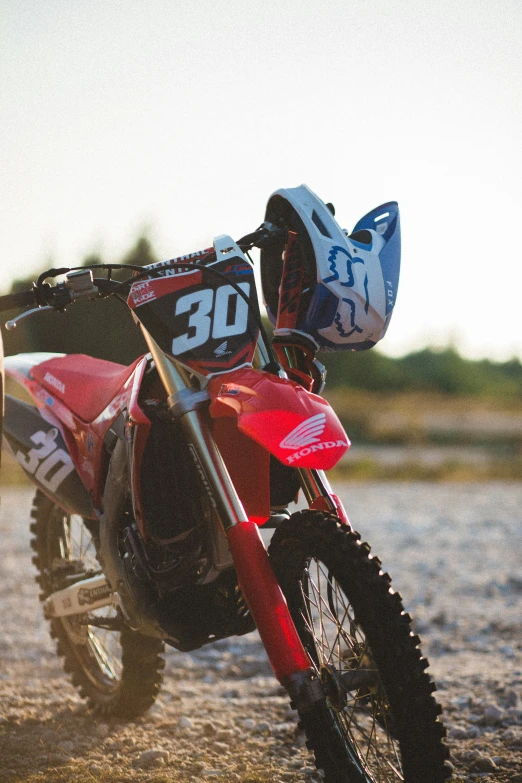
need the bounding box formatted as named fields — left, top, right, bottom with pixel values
left=208, top=367, right=350, bottom=470
left=2, top=394, right=95, bottom=518
left=3, top=352, right=66, bottom=392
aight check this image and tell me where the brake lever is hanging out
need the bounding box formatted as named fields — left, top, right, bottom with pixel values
left=6, top=270, right=104, bottom=330
left=6, top=306, right=54, bottom=331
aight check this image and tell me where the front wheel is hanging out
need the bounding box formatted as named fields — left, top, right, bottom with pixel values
left=269, top=510, right=451, bottom=783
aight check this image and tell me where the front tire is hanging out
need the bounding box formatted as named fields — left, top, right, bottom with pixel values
left=30, top=490, right=165, bottom=718
left=269, top=510, right=450, bottom=783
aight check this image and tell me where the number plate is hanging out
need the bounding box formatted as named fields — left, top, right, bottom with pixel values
left=128, top=259, right=260, bottom=377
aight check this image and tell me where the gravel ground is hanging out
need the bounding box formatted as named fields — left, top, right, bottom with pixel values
left=0, top=483, right=521, bottom=783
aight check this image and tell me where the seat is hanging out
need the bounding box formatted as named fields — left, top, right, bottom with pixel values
left=31, top=354, right=142, bottom=422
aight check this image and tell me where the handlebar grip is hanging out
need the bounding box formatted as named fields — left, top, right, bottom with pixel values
left=0, top=289, right=37, bottom=312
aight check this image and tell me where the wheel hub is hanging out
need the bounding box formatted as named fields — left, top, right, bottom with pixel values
left=320, top=664, right=348, bottom=712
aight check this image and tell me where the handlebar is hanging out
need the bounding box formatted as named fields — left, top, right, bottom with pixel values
left=0, top=222, right=286, bottom=317
left=0, top=276, right=121, bottom=315
left=0, top=288, right=38, bottom=312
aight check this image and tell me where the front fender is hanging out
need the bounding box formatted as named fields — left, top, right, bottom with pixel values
left=208, top=368, right=350, bottom=470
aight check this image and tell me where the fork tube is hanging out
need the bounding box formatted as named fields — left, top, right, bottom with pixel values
left=141, top=329, right=247, bottom=527
left=227, top=522, right=312, bottom=681
left=141, top=329, right=312, bottom=682
left=299, top=468, right=351, bottom=526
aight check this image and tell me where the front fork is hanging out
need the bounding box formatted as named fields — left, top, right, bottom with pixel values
left=298, top=468, right=351, bottom=526
left=145, top=335, right=312, bottom=683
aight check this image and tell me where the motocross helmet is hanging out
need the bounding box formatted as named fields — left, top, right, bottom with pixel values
left=260, top=185, right=400, bottom=351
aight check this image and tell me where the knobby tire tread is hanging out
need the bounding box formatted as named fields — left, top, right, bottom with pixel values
left=269, top=510, right=451, bottom=783
left=30, top=490, right=165, bottom=719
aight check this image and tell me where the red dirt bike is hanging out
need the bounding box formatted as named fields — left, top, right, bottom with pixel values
left=0, top=196, right=450, bottom=782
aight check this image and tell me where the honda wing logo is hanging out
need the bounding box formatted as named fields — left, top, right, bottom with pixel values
left=279, top=413, right=327, bottom=449
left=214, top=341, right=232, bottom=357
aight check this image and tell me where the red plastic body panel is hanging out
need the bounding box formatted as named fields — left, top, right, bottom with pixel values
left=212, top=417, right=270, bottom=524
left=5, top=353, right=149, bottom=511
left=227, top=522, right=311, bottom=683
left=31, top=354, right=141, bottom=422
left=208, top=368, right=350, bottom=470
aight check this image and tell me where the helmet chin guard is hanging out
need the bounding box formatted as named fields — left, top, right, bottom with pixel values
left=260, top=184, right=400, bottom=352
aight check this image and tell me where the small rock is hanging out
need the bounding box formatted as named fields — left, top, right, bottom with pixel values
left=505, top=689, right=519, bottom=708
left=256, top=721, right=270, bottom=733
left=203, top=722, right=217, bottom=736
left=215, top=729, right=234, bottom=741
left=296, top=732, right=308, bottom=747
left=273, top=722, right=295, bottom=734
left=460, top=748, right=481, bottom=761
left=179, top=716, right=194, bottom=729
left=506, top=576, right=522, bottom=592
left=431, top=610, right=448, bottom=626
left=448, top=726, right=468, bottom=739
left=241, top=718, right=255, bottom=730
left=483, top=704, right=505, bottom=725
left=469, top=755, right=498, bottom=773
left=136, top=748, right=170, bottom=769
left=96, top=723, right=110, bottom=739
left=450, top=724, right=481, bottom=739
left=212, top=741, right=230, bottom=753
left=222, top=689, right=241, bottom=699
left=188, top=761, right=206, bottom=774
left=451, top=695, right=470, bottom=710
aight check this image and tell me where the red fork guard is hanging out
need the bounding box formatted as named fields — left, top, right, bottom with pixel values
left=226, top=521, right=311, bottom=683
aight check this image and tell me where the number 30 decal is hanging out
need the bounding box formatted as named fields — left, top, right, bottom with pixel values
left=172, top=283, right=250, bottom=355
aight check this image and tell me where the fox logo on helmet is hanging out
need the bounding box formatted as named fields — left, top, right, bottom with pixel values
left=279, top=413, right=327, bottom=449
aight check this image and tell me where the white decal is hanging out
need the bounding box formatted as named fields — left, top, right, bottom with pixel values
left=44, top=372, right=65, bottom=394
left=172, top=288, right=214, bottom=354
left=172, top=283, right=250, bottom=356
left=279, top=413, right=327, bottom=450
left=212, top=284, right=250, bottom=339
left=285, top=439, right=349, bottom=465
left=16, top=429, right=75, bottom=492
left=214, top=341, right=232, bottom=357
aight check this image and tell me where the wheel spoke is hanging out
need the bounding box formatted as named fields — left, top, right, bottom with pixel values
left=87, top=627, right=122, bottom=681
left=301, top=557, right=403, bottom=780
left=51, top=508, right=124, bottom=688
left=269, top=512, right=449, bottom=782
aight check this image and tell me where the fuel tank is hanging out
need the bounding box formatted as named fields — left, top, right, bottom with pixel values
left=2, top=394, right=95, bottom=518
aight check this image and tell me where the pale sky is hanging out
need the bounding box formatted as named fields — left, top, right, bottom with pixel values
left=1, top=0, right=521, bottom=360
